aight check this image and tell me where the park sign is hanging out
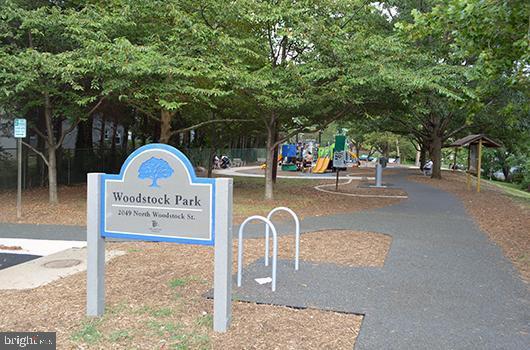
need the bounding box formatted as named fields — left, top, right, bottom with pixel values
left=101, top=144, right=215, bottom=245
left=87, top=144, right=233, bottom=332
left=333, top=134, right=346, bottom=168
left=13, top=118, right=26, bottom=138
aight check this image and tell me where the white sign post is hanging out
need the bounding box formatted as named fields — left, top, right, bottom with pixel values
left=87, top=144, right=233, bottom=332
left=14, top=118, right=26, bottom=219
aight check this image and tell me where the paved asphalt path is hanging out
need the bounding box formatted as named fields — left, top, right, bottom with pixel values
left=0, top=169, right=528, bottom=349
left=0, top=253, right=41, bottom=270
left=235, top=170, right=530, bottom=349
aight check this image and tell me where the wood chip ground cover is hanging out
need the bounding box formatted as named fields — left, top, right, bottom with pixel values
left=326, top=180, right=407, bottom=197
left=0, top=177, right=405, bottom=226
left=0, top=230, right=384, bottom=348
left=410, top=171, right=530, bottom=283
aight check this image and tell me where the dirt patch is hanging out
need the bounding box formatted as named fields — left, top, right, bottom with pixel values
left=240, top=230, right=391, bottom=268
left=318, top=180, right=407, bottom=198
left=0, top=245, right=22, bottom=251
left=0, top=185, right=87, bottom=226
left=410, top=171, right=530, bottom=283
left=213, top=304, right=361, bottom=349
left=0, top=177, right=405, bottom=226
left=232, top=177, right=405, bottom=224
left=0, top=236, right=369, bottom=349
left=236, top=165, right=402, bottom=177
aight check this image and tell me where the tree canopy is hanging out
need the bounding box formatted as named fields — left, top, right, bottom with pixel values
left=1, top=0, right=528, bottom=201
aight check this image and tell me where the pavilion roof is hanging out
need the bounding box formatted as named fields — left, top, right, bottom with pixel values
left=449, top=134, right=502, bottom=148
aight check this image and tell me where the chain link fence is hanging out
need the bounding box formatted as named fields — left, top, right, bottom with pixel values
left=0, top=146, right=267, bottom=189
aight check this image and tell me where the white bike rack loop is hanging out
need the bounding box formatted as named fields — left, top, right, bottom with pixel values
left=237, top=215, right=278, bottom=292
left=265, top=207, right=300, bottom=271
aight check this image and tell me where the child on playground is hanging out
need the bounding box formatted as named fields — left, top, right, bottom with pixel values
left=302, top=151, right=313, bottom=173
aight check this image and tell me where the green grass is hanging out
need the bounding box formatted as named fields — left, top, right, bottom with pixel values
left=71, top=318, right=102, bottom=344
left=168, top=275, right=206, bottom=289
left=195, top=314, right=213, bottom=328
left=108, top=330, right=131, bottom=342
left=151, top=307, right=173, bottom=317
left=145, top=320, right=210, bottom=349
left=484, top=178, right=530, bottom=201
left=169, top=278, right=188, bottom=288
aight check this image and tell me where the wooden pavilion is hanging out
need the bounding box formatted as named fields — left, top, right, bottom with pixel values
left=449, top=134, right=502, bottom=192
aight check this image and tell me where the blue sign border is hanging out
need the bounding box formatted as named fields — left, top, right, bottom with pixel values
left=100, top=143, right=216, bottom=246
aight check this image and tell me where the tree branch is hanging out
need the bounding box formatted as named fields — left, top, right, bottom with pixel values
left=170, top=119, right=254, bottom=136
left=57, top=97, right=105, bottom=147
left=31, top=126, right=48, bottom=141
left=21, top=140, right=49, bottom=167
left=272, top=108, right=349, bottom=149
left=443, top=124, right=469, bottom=141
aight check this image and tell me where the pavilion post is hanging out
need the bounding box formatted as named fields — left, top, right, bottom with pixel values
left=453, top=148, right=458, bottom=172
left=476, top=139, right=482, bottom=193
left=466, top=146, right=471, bottom=191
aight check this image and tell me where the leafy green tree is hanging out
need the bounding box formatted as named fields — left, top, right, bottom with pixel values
left=397, top=0, right=530, bottom=178
left=0, top=2, right=113, bottom=202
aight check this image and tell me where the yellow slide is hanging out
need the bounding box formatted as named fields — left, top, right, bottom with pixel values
left=313, top=157, right=330, bottom=173
left=312, top=157, right=325, bottom=173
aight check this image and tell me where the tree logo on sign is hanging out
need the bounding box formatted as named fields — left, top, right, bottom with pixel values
left=138, top=157, right=174, bottom=187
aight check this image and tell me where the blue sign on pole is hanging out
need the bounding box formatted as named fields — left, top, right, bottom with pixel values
left=87, top=144, right=233, bottom=332
left=14, top=119, right=26, bottom=138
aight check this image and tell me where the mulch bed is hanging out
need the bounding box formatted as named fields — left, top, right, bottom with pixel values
left=236, top=165, right=402, bottom=177
left=0, top=178, right=406, bottom=226
left=232, top=178, right=405, bottom=224
left=0, top=228, right=389, bottom=348
left=321, top=180, right=407, bottom=198
left=240, top=230, right=391, bottom=269
left=0, top=185, right=87, bottom=226
left=410, top=171, right=530, bottom=283
left=0, top=245, right=22, bottom=251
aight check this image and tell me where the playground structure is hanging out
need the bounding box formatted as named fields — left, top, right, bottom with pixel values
left=312, top=144, right=333, bottom=173
left=237, top=207, right=301, bottom=292
left=277, top=136, right=357, bottom=174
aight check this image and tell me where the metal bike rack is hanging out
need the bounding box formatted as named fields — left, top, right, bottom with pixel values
left=237, top=215, right=278, bottom=291
left=265, top=207, right=300, bottom=271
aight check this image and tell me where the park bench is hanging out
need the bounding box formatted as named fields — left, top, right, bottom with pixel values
left=232, top=158, right=244, bottom=167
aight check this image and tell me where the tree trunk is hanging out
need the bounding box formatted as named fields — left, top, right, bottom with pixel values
left=264, top=121, right=276, bottom=200
left=419, top=147, right=426, bottom=171
left=272, top=128, right=279, bottom=183
left=207, top=111, right=216, bottom=178
left=502, top=165, right=511, bottom=182
left=431, top=133, right=443, bottom=179
left=131, top=133, right=136, bottom=150
left=99, top=114, right=106, bottom=151
left=74, top=118, right=91, bottom=179
left=47, top=149, right=58, bottom=203
left=33, top=108, right=45, bottom=187
left=160, top=109, right=174, bottom=144
left=122, top=125, right=129, bottom=154
left=109, top=121, right=118, bottom=171
left=43, top=93, right=58, bottom=204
